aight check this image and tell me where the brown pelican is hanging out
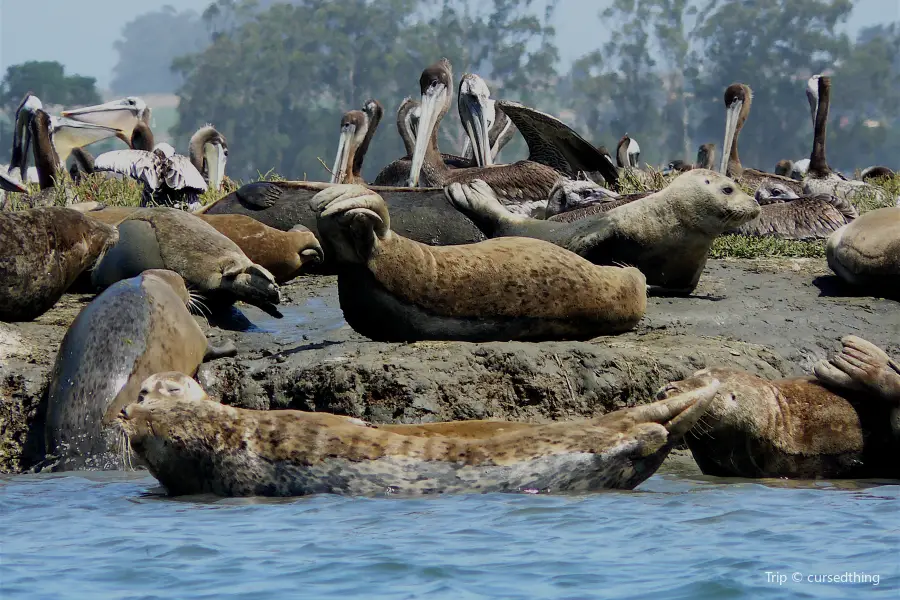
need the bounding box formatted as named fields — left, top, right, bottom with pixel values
left=9, top=93, right=121, bottom=179
left=616, top=135, right=640, bottom=168
left=457, top=73, right=514, bottom=166
left=61, top=96, right=150, bottom=142
left=774, top=159, right=793, bottom=177
left=719, top=83, right=803, bottom=195
left=729, top=194, right=856, bottom=240
left=860, top=166, right=894, bottom=181
left=664, top=144, right=716, bottom=175
left=330, top=110, right=369, bottom=184
left=188, top=125, right=228, bottom=190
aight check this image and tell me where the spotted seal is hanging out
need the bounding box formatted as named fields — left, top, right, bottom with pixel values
left=311, top=184, right=646, bottom=342
left=44, top=270, right=210, bottom=470
left=0, top=207, right=118, bottom=321
left=118, top=372, right=721, bottom=496
left=657, top=336, right=900, bottom=479
left=446, top=170, right=760, bottom=294
left=826, top=207, right=900, bottom=294
left=91, top=207, right=282, bottom=316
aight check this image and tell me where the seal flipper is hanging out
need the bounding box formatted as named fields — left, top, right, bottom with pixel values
left=91, top=220, right=165, bottom=290
left=204, top=340, right=238, bottom=361
left=236, top=182, right=283, bottom=209
left=813, top=335, right=900, bottom=402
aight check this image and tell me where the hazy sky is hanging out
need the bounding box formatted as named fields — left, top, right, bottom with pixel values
left=1, top=0, right=897, bottom=90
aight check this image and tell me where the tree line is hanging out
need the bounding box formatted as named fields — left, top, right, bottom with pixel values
left=2, top=0, right=898, bottom=179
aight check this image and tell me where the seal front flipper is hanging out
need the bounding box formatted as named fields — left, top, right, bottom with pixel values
left=313, top=184, right=390, bottom=262
left=237, top=182, right=283, bottom=209
left=814, top=336, right=900, bottom=401
left=204, top=340, right=238, bottom=361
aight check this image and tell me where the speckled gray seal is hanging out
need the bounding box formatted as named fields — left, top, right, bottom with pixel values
left=446, top=170, right=760, bottom=294
left=311, top=184, right=647, bottom=342
left=0, top=207, right=118, bottom=321
left=119, top=372, right=720, bottom=497
left=45, top=270, right=208, bottom=470
left=658, top=335, right=900, bottom=479
left=91, top=207, right=282, bottom=316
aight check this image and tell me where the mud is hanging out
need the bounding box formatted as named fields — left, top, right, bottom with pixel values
left=2, top=258, right=898, bottom=473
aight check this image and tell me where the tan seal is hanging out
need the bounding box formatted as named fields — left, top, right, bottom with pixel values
left=45, top=270, right=209, bottom=470
left=826, top=207, right=900, bottom=293
left=118, top=372, right=720, bottom=496
left=310, top=184, right=646, bottom=341
left=446, top=170, right=760, bottom=294
left=658, top=335, right=900, bottom=479
left=0, top=207, right=118, bottom=321
left=90, top=207, right=282, bottom=316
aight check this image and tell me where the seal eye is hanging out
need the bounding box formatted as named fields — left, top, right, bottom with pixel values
left=722, top=186, right=734, bottom=195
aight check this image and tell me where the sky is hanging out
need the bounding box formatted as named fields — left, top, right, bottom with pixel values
left=1, top=0, right=897, bottom=90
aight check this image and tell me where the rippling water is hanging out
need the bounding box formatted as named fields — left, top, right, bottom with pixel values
left=2, top=472, right=897, bottom=599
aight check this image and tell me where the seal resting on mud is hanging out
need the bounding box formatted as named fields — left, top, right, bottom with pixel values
left=311, top=184, right=647, bottom=342
left=0, top=207, right=118, bottom=321
left=658, top=336, right=900, bottom=479
left=73, top=205, right=324, bottom=283
left=445, top=170, right=760, bottom=294
left=119, top=372, right=720, bottom=496
left=826, top=207, right=900, bottom=295
left=91, top=207, right=282, bottom=316
left=45, top=270, right=212, bottom=470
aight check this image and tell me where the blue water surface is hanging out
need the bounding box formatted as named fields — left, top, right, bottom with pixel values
left=1, top=472, right=897, bottom=599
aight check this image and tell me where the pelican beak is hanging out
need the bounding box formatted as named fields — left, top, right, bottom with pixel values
left=205, top=142, right=227, bottom=190
left=458, top=92, right=492, bottom=168
left=50, top=117, right=121, bottom=163
left=10, top=95, right=42, bottom=179
left=720, top=99, right=742, bottom=174
left=408, top=82, right=448, bottom=187
left=62, top=98, right=146, bottom=138
left=330, top=123, right=357, bottom=184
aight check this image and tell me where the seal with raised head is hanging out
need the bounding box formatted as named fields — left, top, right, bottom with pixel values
left=446, top=170, right=760, bottom=294
left=657, top=336, right=900, bottom=479
left=826, top=207, right=900, bottom=295
left=45, top=270, right=210, bottom=470
left=119, top=372, right=720, bottom=496
left=311, top=184, right=647, bottom=342
left=0, top=207, right=118, bottom=321
left=91, top=207, right=282, bottom=316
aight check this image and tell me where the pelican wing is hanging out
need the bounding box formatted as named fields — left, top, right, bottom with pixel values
left=94, top=149, right=161, bottom=189
left=496, top=100, right=620, bottom=189
left=164, top=154, right=208, bottom=192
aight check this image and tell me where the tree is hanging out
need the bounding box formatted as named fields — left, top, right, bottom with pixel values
left=110, top=6, right=208, bottom=94
left=0, top=61, right=101, bottom=114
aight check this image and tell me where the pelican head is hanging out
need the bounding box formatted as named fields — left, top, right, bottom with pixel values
left=720, top=83, right=752, bottom=175
left=9, top=93, right=43, bottom=179
left=189, top=125, right=228, bottom=190
left=458, top=73, right=496, bottom=167
left=696, top=143, right=716, bottom=170
left=62, top=96, right=149, bottom=140
left=617, top=134, right=641, bottom=168
left=330, top=110, right=368, bottom=184
left=396, top=97, right=420, bottom=156
left=409, top=58, right=453, bottom=187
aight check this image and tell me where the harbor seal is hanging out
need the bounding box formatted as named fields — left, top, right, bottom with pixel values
left=119, top=372, right=720, bottom=496
left=45, top=270, right=209, bottom=470
left=657, top=336, right=900, bottom=479
left=0, top=207, right=118, bottom=321
left=73, top=206, right=323, bottom=282
left=91, top=207, right=282, bottom=316
left=311, top=184, right=647, bottom=342
left=446, top=170, right=760, bottom=294
left=826, top=207, right=900, bottom=295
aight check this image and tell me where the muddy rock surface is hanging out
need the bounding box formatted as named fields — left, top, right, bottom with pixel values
left=2, top=258, right=898, bottom=472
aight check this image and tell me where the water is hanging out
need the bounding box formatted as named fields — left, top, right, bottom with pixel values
left=2, top=473, right=897, bottom=599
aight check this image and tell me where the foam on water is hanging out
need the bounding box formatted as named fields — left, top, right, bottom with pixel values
left=1, top=473, right=897, bottom=599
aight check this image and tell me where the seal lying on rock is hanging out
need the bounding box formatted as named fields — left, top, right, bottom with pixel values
left=91, top=207, right=282, bottom=316
left=72, top=205, right=324, bottom=283
left=826, top=207, right=900, bottom=294
left=658, top=336, right=900, bottom=479
left=45, top=270, right=210, bottom=470
left=0, top=207, right=118, bottom=321
left=446, top=170, right=760, bottom=294
left=311, top=184, right=647, bottom=342
left=119, top=372, right=720, bottom=496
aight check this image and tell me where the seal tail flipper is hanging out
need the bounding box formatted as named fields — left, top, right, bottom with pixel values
left=813, top=335, right=900, bottom=401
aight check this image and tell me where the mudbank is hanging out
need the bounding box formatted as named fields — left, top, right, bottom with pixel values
left=3, top=259, right=899, bottom=473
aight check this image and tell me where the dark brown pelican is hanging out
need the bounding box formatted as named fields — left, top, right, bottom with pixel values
left=188, top=125, right=228, bottom=190
left=457, top=73, right=514, bottom=166
left=719, top=83, right=803, bottom=195
left=774, top=159, right=793, bottom=177
left=860, top=166, right=894, bottom=181
left=330, top=109, right=369, bottom=184
left=408, top=58, right=566, bottom=215
left=664, top=144, right=716, bottom=175
left=729, top=194, right=856, bottom=240
left=616, top=135, right=640, bottom=168
left=62, top=96, right=150, bottom=142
